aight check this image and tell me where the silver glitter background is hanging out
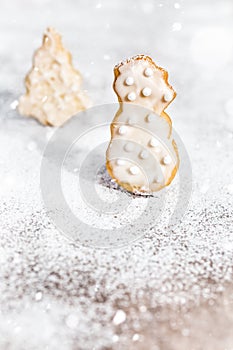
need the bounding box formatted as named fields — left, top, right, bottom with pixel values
left=0, top=0, right=233, bottom=349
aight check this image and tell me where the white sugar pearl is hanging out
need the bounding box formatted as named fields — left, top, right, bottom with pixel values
left=129, top=166, right=140, bottom=175
left=127, top=92, right=136, bottom=101
left=149, top=138, right=159, bottom=147
left=146, top=113, right=154, bottom=122
left=125, top=77, right=134, bottom=86
left=124, top=142, right=134, bottom=152
left=142, top=87, right=152, bottom=97
left=116, top=159, right=126, bottom=166
left=140, top=150, right=149, bottom=159
left=163, top=91, right=173, bottom=102
left=118, top=125, right=127, bottom=135
left=163, top=155, right=172, bottom=165
left=144, top=67, right=153, bottom=77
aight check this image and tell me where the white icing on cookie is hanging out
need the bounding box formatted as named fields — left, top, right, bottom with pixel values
left=106, top=55, right=179, bottom=193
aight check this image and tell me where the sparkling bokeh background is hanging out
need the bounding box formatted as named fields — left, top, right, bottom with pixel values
left=0, top=0, right=233, bottom=349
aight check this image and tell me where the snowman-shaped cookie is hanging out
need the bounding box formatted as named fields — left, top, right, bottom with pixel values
left=106, top=55, right=179, bottom=194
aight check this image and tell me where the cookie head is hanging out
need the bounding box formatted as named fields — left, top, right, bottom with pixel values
left=113, top=55, right=176, bottom=115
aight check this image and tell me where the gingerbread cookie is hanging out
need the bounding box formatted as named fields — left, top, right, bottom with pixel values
left=18, top=27, right=90, bottom=127
left=106, top=55, right=179, bottom=194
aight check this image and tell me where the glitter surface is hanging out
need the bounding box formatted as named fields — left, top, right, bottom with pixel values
left=0, top=0, right=233, bottom=349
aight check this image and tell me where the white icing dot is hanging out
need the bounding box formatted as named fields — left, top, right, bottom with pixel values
left=125, top=77, right=134, bottom=86
left=154, top=174, right=163, bottom=183
left=116, top=159, right=126, bottom=166
left=146, top=113, right=154, bottom=122
left=127, top=92, right=136, bottom=101
left=163, top=91, right=174, bottom=102
left=127, top=118, right=134, bottom=125
left=129, top=166, right=140, bottom=175
left=118, top=125, right=127, bottom=135
left=142, top=87, right=152, bottom=97
left=140, top=150, right=149, bottom=159
left=149, top=138, right=159, bottom=147
left=124, top=142, right=134, bottom=152
left=162, top=155, right=172, bottom=165
left=154, top=147, right=161, bottom=153
left=144, top=67, right=153, bottom=77
left=172, top=22, right=182, bottom=31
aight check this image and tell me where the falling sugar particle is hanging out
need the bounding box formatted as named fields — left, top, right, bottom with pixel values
left=226, top=184, right=233, bottom=194
left=174, top=3, right=181, bottom=9
left=216, top=140, right=222, bottom=148
left=112, top=335, right=119, bottom=343
left=27, top=141, right=37, bottom=151
left=104, top=54, right=110, bottom=60
left=182, top=328, right=190, bottom=337
left=200, top=181, right=210, bottom=194
left=113, top=310, right=126, bottom=325
left=225, top=98, right=233, bottom=117
left=35, top=291, right=43, bottom=301
left=132, top=333, right=140, bottom=341
left=172, top=22, right=182, bottom=31
left=141, top=2, right=154, bottom=14
left=66, top=314, right=79, bottom=329
left=10, top=100, right=19, bottom=110
left=46, top=128, right=54, bottom=140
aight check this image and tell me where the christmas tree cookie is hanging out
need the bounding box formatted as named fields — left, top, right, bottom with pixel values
left=106, top=55, right=179, bottom=194
left=18, top=27, right=90, bottom=126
